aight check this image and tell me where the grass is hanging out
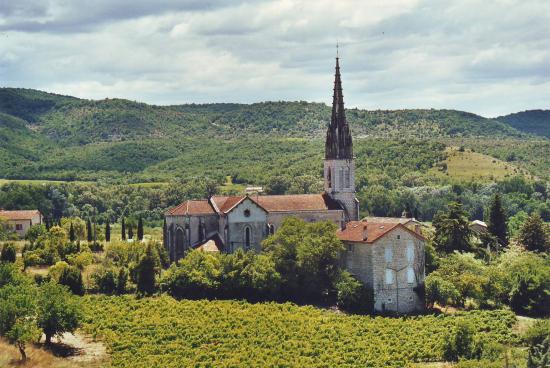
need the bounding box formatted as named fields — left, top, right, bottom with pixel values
left=429, top=147, right=531, bottom=182
left=0, top=179, right=93, bottom=186
left=219, top=175, right=246, bottom=194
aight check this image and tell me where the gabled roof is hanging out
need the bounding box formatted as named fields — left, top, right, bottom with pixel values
left=337, top=220, right=426, bottom=244
left=0, top=210, right=41, bottom=221
left=168, top=193, right=344, bottom=217
left=165, top=200, right=215, bottom=216
left=253, top=193, right=342, bottom=212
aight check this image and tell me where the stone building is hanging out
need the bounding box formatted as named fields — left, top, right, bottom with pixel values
left=338, top=220, right=425, bottom=314
left=0, top=209, right=43, bottom=238
left=165, top=56, right=426, bottom=313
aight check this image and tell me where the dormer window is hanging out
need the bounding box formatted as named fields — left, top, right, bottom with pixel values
left=244, top=209, right=251, bottom=217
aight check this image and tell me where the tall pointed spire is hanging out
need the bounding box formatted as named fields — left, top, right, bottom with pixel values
left=325, top=55, right=353, bottom=159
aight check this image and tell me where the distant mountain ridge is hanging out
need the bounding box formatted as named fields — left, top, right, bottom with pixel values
left=0, top=87, right=547, bottom=182
left=1, top=87, right=537, bottom=144
left=496, top=110, right=550, bottom=138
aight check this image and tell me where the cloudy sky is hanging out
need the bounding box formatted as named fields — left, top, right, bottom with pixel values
left=1, top=0, right=549, bottom=117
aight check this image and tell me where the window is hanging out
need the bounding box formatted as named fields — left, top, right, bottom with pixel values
left=384, top=246, right=393, bottom=262
left=327, top=169, right=332, bottom=189
left=387, top=297, right=393, bottom=304
left=15, top=224, right=23, bottom=231
left=244, top=227, right=251, bottom=248
left=344, top=167, right=350, bottom=188
left=347, top=244, right=354, bottom=253
left=244, top=209, right=251, bottom=217
left=396, top=234, right=401, bottom=240
left=407, top=266, right=415, bottom=284
left=408, top=295, right=414, bottom=302
left=385, top=269, right=394, bottom=284
left=339, top=167, right=344, bottom=189
left=198, top=222, right=204, bottom=242
left=406, top=242, right=414, bottom=263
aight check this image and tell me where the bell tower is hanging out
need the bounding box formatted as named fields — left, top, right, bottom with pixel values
left=324, top=56, right=359, bottom=221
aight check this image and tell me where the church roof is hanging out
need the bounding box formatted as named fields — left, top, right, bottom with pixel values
left=253, top=193, right=342, bottom=212
left=194, top=233, right=224, bottom=252
left=362, top=216, right=420, bottom=225
left=169, top=193, right=344, bottom=217
left=165, top=200, right=215, bottom=216
left=337, top=220, right=426, bottom=244
left=325, top=57, right=353, bottom=160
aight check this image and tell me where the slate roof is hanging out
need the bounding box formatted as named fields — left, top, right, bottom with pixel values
left=0, top=210, right=41, bottom=220
left=165, top=200, right=215, bottom=216
left=337, top=220, right=426, bottom=244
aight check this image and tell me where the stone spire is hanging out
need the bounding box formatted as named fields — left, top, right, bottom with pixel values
left=325, top=56, right=353, bottom=160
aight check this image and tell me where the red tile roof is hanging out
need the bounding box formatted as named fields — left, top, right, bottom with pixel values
left=169, top=193, right=343, bottom=217
left=211, top=196, right=246, bottom=213
left=0, top=210, right=41, bottom=220
left=337, top=220, right=426, bottom=243
left=253, top=193, right=342, bottom=212
left=165, top=200, right=215, bottom=216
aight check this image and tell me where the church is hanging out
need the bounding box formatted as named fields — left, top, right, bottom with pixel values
left=165, top=57, right=426, bottom=313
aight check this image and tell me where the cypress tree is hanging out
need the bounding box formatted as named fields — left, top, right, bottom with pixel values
left=69, top=222, right=76, bottom=242
left=105, top=221, right=111, bottom=242
left=86, top=219, right=93, bottom=243
left=487, top=193, right=508, bottom=247
left=136, top=243, right=157, bottom=295
left=121, top=217, right=126, bottom=241
left=128, top=224, right=134, bottom=240
left=137, top=217, right=144, bottom=241
left=519, top=213, right=549, bottom=253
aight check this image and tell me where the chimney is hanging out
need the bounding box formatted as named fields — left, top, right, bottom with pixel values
left=363, top=224, right=368, bottom=241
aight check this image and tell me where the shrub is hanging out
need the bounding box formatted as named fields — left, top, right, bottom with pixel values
left=58, top=266, right=85, bottom=296
left=116, top=268, right=128, bottom=295
left=91, top=267, right=118, bottom=294
left=443, top=318, right=478, bottom=361
left=334, top=271, right=372, bottom=313
left=1, top=243, right=17, bottom=263
left=135, top=244, right=158, bottom=295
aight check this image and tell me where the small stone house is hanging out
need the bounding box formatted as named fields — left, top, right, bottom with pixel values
left=0, top=210, right=43, bottom=238
left=338, top=219, right=426, bottom=314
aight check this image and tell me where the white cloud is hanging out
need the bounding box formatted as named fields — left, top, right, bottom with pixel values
left=0, top=0, right=549, bottom=116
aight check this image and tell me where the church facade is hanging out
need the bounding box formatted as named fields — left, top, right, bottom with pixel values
left=165, top=57, right=426, bottom=313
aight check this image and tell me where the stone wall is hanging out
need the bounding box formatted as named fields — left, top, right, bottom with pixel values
left=227, top=198, right=267, bottom=252
left=343, top=226, right=425, bottom=314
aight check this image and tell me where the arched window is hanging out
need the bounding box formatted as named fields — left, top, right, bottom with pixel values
left=327, top=168, right=332, bottom=189
left=344, top=167, right=350, bottom=188
left=339, top=167, right=344, bottom=189
left=176, top=228, right=185, bottom=258
left=198, top=221, right=204, bottom=242
left=269, top=224, right=275, bottom=235
left=244, top=227, right=251, bottom=249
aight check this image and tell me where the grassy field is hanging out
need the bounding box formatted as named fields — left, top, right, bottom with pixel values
left=0, top=178, right=94, bottom=186
left=81, top=295, right=519, bottom=368
left=429, top=147, right=531, bottom=182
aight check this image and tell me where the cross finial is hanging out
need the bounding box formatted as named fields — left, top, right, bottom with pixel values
left=336, top=41, right=339, bottom=58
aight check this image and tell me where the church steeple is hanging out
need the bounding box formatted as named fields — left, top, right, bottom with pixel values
left=325, top=56, right=353, bottom=160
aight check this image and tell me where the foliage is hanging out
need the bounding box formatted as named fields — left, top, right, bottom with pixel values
left=0, top=277, right=40, bottom=361
left=25, top=223, right=47, bottom=245
left=334, top=271, right=372, bottom=313
left=425, top=274, right=460, bottom=309
left=443, top=318, right=478, bottom=361
left=262, top=218, right=344, bottom=301
left=433, top=202, right=474, bottom=253
left=135, top=243, right=158, bottom=295
left=0, top=242, right=16, bottom=263
left=81, top=295, right=518, bottom=368
left=518, top=213, right=549, bottom=253
left=58, top=265, right=85, bottom=296
left=137, top=217, right=143, bottom=241
left=105, top=221, right=110, bottom=242
left=487, top=193, right=508, bottom=247
left=37, top=281, right=82, bottom=344
left=91, top=267, right=118, bottom=294
left=525, top=320, right=550, bottom=368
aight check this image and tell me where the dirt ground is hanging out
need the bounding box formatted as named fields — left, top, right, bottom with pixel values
left=0, top=331, right=107, bottom=368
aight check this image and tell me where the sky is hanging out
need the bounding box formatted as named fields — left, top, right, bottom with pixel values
left=1, top=0, right=549, bottom=117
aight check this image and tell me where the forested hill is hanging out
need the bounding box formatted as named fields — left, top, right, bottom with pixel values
left=0, top=87, right=531, bottom=145
left=496, top=110, right=550, bottom=138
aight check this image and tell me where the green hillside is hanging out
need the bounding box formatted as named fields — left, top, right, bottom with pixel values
left=496, top=109, right=550, bottom=138
left=0, top=87, right=542, bottom=183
